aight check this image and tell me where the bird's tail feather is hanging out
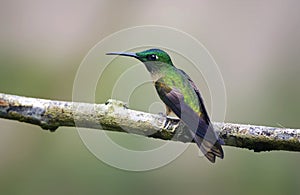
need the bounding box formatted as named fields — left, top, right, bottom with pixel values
left=194, top=135, right=224, bottom=163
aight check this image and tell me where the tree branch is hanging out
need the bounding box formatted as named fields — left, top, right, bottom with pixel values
left=0, top=92, right=299, bottom=152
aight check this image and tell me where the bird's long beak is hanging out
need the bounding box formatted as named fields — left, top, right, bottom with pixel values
left=106, top=52, right=139, bottom=58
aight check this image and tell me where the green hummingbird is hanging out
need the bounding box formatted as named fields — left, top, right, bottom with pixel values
left=107, top=48, right=224, bottom=163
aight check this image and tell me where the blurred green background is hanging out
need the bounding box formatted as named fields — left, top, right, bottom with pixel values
left=1, top=0, right=300, bottom=194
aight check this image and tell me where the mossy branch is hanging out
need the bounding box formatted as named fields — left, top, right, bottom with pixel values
left=0, top=92, right=299, bottom=152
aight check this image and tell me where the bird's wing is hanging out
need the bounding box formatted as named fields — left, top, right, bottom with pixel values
left=177, top=69, right=210, bottom=124
left=176, top=69, right=224, bottom=143
left=155, top=76, right=224, bottom=163
left=154, top=79, right=209, bottom=138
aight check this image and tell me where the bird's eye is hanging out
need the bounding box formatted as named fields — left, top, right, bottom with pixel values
left=147, top=54, right=158, bottom=61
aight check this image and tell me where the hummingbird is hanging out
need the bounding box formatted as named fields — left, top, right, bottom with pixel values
left=107, top=48, right=224, bottom=163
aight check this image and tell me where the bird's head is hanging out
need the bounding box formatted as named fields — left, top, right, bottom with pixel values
left=107, top=48, right=174, bottom=74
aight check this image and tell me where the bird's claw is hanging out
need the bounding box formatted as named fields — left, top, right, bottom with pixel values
left=170, top=123, right=179, bottom=133
left=161, top=118, right=170, bottom=130
left=161, top=117, right=178, bottom=133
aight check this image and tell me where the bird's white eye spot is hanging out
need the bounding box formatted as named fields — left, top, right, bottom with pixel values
left=147, top=54, right=158, bottom=61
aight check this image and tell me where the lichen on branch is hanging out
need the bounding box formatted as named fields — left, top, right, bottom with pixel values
left=0, top=92, right=300, bottom=152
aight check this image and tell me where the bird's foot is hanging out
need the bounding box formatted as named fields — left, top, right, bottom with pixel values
left=161, top=117, right=171, bottom=130
left=161, top=116, right=179, bottom=133
left=170, top=122, right=179, bottom=133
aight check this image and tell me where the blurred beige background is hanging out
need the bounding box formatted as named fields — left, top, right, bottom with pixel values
left=1, top=0, right=300, bottom=194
